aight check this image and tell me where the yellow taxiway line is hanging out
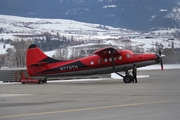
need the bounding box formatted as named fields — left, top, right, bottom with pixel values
left=0, top=100, right=180, bottom=119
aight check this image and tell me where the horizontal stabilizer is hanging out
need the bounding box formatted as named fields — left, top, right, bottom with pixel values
left=30, top=62, right=47, bottom=66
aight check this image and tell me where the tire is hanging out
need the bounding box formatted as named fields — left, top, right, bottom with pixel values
left=43, top=79, right=47, bottom=83
left=123, top=75, right=133, bottom=83
left=39, top=79, right=43, bottom=84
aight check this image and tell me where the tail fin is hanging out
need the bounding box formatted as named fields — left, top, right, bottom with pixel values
left=26, top=44, right=48, bottom=67
left=26, top=44, right=62, bottom=76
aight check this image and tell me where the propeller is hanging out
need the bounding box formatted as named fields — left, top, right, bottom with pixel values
left=158, top=50, right=164, bottom=70
left=159, top=50, right=161, bottom=56
left=160, top=59, right=164, bottom=70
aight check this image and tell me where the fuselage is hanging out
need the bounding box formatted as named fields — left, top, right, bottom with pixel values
left=28, top=49, right=158, bottom=77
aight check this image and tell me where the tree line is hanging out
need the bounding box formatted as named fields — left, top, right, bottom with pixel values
left=0, top=33, right=83, bottom=67
left=0, top=35, right=180, bottom=68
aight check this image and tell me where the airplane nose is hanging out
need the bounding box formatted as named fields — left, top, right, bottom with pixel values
left=155, top=54, right=161, bottom=63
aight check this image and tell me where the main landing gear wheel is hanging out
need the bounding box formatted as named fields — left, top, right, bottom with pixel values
left=43, top=79, right=47, bottom=83
left=123, top=75, right=133, bottom=83
left=43, top=76, right=47, bottom=83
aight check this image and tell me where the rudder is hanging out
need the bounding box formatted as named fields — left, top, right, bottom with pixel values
left=26, top=44, right=49, bottom=76
left=26, top=44, right=48, bottom=68
left=26, top=44, right=63, bottom=76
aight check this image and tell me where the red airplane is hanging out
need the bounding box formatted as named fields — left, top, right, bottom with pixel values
left=26, top=44, right=164, bottom=83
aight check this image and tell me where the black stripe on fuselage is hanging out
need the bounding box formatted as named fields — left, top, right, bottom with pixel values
left=45, top=60, right=157, bottom=77
left=40, top=57, right=64, bottom=63
left=35, top=60, right=87, bottom=75
left=34, top=60, right=157, bottom=77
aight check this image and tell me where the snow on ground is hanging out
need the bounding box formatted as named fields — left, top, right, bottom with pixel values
left=111, top=74, right=150, bottom=79
left=0, top=14, right=123, bottom=41
left=1, top=14, right=180, bottom=55
left=138, top=64, right=180, bottom=70
left=0, top=42, right=14, bottom=54
left=0, top=93, right=33, bottom=97
left=0, top=33, right=17, bottom=40
left=44, top=49, right=57, bottom=57
left=111, top=64, right=180, bottom=79
left=151, top=29, right=180, bottom=34
left=130, top=38, right=180, bottom=52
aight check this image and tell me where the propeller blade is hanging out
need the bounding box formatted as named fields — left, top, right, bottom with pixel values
left=160, top=60, right=164, bottom=70
left=159, top=50, right=161, bottom=56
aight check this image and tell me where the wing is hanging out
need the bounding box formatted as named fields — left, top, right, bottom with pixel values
left=93, top=46, right=119, bottom=57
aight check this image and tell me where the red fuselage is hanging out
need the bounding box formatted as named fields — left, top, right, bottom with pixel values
left=26, top=44, right=159, bottom=78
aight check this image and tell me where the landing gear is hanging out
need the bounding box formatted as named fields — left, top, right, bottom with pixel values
left=39, top=76, right=47, bottom=84
left=38, top=79, right=43, bottom=84
left=123, top=75, right=133, bottom=83
left=43, top=79, right=47, bottom=83
left=115, top=67, right=133, bottom=83
left=42, top=76, right=47, bottom=83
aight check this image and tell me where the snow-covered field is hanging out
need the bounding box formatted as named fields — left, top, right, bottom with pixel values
left=0, top=43, right=14, bottom=54
left=130, top=38, right=180, bottom=52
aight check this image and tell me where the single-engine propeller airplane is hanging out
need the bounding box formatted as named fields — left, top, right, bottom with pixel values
left=26, top=44, right=164, bottom=83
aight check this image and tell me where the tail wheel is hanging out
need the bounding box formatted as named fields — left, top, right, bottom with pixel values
left=123, top=75, right=133, bottom=83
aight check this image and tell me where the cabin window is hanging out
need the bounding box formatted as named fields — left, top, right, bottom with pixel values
left=104, top=58, right=108, bottom=62
left=90, top=61, right=94, bottom=65
left=126, top=54, right=131, bottom=58
left=113, top=50, right=117, bottom=54
left=109, top=58, right=112, bottom=62
left=114, top=57, right=117, bottom=61
left=98, top=59, right=102, bottom=63
left=119, top=56, right=122, bottom=60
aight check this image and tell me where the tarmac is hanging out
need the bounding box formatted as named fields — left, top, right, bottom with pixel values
left=0, top=68, right=180, bottom=120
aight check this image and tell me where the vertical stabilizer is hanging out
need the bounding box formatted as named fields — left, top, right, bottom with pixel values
left=26, top=44, right=63, bottom=76
left=26, top=44, right=49, bottom=76
left=26, top=44, right=48, bottom=68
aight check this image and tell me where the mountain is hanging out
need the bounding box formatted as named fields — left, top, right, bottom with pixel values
left=0, top=14, right=134, bottom=41
left=0, top=0, right=180, bottom=30
left=1, top=14, right=180, bottom=52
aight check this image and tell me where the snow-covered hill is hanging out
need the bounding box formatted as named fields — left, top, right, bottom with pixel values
left=0, top=0, right=179, bottom=30
left=0, top=14, right=135, bottom=41
left=0, top=14, right=180, bottom=57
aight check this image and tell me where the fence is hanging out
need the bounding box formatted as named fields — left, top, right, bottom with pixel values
left=0, top=68, right=27, bottom=82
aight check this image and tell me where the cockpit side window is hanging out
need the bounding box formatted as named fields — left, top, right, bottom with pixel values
left=126, top=54, right=131, bottom=58
left=98, top=59, right=102, bottom=63
left=90, top=61, right=94, bottom=65
left=104, top=58, right=108, bottom=62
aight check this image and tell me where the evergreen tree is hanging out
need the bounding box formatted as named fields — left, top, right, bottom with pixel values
left=3, top=44, right=6, bottom=49
left=0, top=27, right=3, bottom=33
